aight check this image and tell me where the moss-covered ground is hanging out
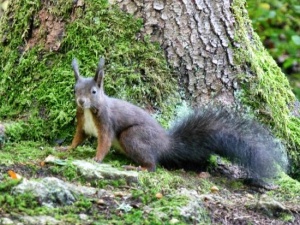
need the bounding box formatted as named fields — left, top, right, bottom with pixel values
left=0, top=141, right=300, bottom=224
left=0, top=141, right=209, bottom=224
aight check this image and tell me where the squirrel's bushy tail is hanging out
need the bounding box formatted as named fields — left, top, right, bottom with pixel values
left=159, top=108, right=288, bottom=180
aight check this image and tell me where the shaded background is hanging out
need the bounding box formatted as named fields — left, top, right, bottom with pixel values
left=247, top=0, right=300, bottom=99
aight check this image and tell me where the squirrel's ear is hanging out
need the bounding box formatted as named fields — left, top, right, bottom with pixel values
left=72, top=58, right=81, bottom=81
left=94, top=57, right=105, bottom=88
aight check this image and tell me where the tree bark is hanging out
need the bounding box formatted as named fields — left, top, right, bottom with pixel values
left=112, top=0, right=241, bottom=105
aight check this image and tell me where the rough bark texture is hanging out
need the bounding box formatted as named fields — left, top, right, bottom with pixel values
left=111, top=0, right=240, bottom=105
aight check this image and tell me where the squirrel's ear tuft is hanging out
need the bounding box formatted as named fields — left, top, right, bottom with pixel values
left=94, top=57, right=105, bottom=88
left=72, top=58, right=81, bottom=81
left=98, top=57, right=105, bottom=69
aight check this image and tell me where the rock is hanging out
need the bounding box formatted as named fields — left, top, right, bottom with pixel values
left=20, top=216, right=60, bottom=225
left=178, top=188, right=210, bottom=223
left=12, top=176, right=131, bottom=210
left=0, top=217, right=14, bottom=225
left=13, top=177, right=75, bottom=207
left=79, top=213, right=89, bottom=220
left=72, top=160, right=138, bottom=183
left=0, top=216, right=60, bottom=225
left=13, top=177, right=97, bottom=207
left=153, top=1, right=164, bottom=11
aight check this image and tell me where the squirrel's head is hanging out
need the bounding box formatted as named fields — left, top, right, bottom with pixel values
left=72, top=58, right=106, bottom=109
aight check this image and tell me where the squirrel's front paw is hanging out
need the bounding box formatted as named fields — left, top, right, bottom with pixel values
left=93, top=157, right=102, bottom=163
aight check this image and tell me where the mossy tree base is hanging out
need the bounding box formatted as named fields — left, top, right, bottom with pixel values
left=0, top=0, right=178, bottom=142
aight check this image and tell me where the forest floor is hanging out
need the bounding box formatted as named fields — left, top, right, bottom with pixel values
left=0, top=141, right=300, bottom=225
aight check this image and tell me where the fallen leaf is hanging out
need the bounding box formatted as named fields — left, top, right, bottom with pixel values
left=96, top=199, right=106, bottom=205
left=114, top=191, right=127, bottom=197
left=155, top=192, right=163, bottom=199
left=8, top=170, right=22, bottom=179
left=210, top=185, right=219, bottom=193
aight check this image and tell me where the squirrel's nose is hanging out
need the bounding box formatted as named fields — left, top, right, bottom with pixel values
left=78, top=98, right=85, bottom=106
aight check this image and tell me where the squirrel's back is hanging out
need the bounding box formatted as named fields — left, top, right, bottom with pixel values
left=105, top=97, right=167, bottom=137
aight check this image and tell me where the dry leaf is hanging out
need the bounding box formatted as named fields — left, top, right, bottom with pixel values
left=210, top=185, right=219, bottom=193
left=114, top=191, right=127, bottom=197
left=155, top=193, right=163, bottom=199
left=8, top=170, right=21, bottom=179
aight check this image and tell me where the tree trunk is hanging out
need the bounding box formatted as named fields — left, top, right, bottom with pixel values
left=111, top=0, right=300, bottom=174
left=112, top=0, right=240, bottom=105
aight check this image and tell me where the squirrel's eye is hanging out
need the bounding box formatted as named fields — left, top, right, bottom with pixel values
left=92, top=89, right=97, bottom=94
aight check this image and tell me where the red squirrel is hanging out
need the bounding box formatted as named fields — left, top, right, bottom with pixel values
left=68, top=57, right=288, bottom=186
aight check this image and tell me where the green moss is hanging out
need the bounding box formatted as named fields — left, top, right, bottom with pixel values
left=0, top=175, right=21, bottom=191
left=0, top=141, right=54, bottom=165
left=232, top=0, right=300, bottom=178
left=0, top=175, right=47, bottom=215
left=279, top=213, right=295, bottom=223
left=0, top=0, right=179, bottom=142
left=50, top=162, right=79, bottom=180
left=272, top=173, right=300, bottom=201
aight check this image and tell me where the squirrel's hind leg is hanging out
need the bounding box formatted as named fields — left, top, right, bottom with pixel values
left=118, top=126, right=159, bottom=172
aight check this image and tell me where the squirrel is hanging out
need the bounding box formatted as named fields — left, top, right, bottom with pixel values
left=68, top=57, right=288, bottom=187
